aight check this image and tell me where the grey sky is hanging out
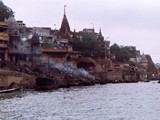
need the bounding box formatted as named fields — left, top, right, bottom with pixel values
left=3, top=0, right=160, bottom=63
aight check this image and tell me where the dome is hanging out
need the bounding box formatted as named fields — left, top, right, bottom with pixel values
left=6, top=16, right=19, bottom=36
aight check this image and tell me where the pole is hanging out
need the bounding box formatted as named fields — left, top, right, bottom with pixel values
left=48, top=53, right=50, bottom=76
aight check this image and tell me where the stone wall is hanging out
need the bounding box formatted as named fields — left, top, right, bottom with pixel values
left=0, top=75, right=23, bottom=88
left=0, top=69, right=36, bottom=89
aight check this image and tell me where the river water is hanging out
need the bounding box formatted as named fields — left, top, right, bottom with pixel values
left=0, top=81, right=160, bottom=120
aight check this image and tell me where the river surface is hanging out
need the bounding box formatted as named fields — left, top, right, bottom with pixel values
left=0, top=81, right=160, bottom=120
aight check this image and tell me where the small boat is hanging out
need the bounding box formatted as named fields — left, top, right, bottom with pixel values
left=0, top=88, right=17, bottom=93
left=144, top=79, right=150, bottom=82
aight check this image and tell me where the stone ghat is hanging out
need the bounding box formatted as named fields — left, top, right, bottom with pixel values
left=0, top=68, right=139, bottom=91
left=0, top=69, right=36, bottom=90
left=34, top=72, right=139, bottom=90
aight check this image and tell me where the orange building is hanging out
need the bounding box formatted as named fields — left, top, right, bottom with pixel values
left=0, top=22, right=9, bottom=60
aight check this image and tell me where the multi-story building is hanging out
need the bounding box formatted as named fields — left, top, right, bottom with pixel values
left=1, top=6, right=111, bottom=67
left=0, top=21, right=9, bottom=61
left=41, top=7, right=82, bottom=64
left=17, top=21, right=26, bottom=28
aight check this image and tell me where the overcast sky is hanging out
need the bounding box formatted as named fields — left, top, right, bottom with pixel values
left=3, top=0, right=160, bottom=63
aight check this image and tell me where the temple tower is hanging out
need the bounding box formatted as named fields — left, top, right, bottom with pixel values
left=58, top=5, right=71, bottom=40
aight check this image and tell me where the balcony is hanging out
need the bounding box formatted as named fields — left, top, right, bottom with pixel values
left=9, top=48, right=31, bottom=54
left=0, top=33, right=9, bottom=41
left=0, top=44, right=8, bottom=48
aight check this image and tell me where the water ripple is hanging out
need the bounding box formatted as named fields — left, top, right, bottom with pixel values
left=0, top=81, right=160, bottom=120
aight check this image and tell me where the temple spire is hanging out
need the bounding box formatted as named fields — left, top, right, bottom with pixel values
left=97, top=28, right=104, bottom=42
left=99, top=28, right=102, bottom=37
left=59, top=5, right=71, bottom=39
left=64, top=5, right=67, bottom=15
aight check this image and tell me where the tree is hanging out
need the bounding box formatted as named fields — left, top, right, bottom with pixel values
left=110, top=43, right=136, bottom=62
left=72, top=34, right=96, bottom=57
left=0, top=1, right=13, bottom=21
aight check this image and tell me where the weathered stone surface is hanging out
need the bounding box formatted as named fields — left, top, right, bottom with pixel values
left=0, top=69, right=36, bottom=89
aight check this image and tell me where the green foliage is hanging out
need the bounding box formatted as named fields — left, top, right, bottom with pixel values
left=19, top=27, right=26, bottom=34
left=0, top=1, right=13, bottom=21
left=110, top=43, right=136, bottom=62
left=42, top=37, right=51, bottom=48
left=72, top=34, right=96, bottom=57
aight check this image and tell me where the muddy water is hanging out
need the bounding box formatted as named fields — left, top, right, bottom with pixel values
left=0, top=81, right=160, bottom=120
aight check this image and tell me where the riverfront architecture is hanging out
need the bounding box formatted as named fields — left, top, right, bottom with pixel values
left=0, top=6, right=159, bottom=89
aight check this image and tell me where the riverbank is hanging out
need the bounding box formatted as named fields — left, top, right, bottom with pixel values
left=0, top=67, right=140, bottom=91
left=0, top=55, right=159, bottom=91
